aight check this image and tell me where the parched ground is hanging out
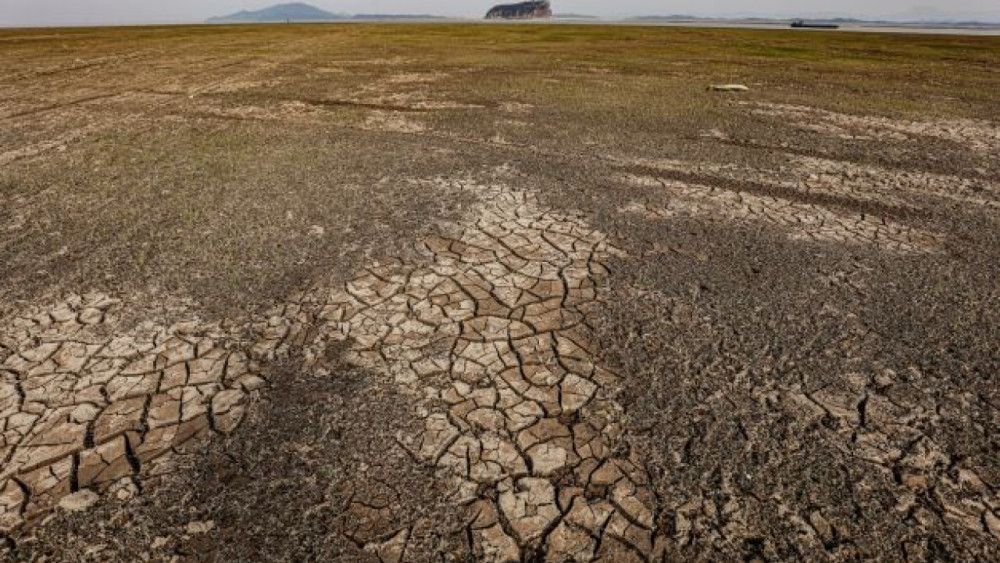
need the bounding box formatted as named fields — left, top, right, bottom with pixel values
left=0, top=23, right=998, bottom=562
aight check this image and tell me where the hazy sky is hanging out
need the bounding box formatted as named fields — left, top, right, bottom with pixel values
left=3, top=0, right=999, bottom=27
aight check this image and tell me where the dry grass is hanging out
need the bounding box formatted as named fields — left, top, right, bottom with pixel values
left=1, top=23, right=998, bottom=318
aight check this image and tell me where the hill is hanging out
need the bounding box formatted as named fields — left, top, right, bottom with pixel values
left=485, top=1, right=552, bottom=20
left=207, top=3, right=344, bottom=23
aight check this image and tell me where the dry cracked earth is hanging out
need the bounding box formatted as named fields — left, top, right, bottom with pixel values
left=1, top=24, right=999, bottom=562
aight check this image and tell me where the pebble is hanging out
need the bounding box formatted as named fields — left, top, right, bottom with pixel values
left=709, top=84, right=750, bottom=92
left=185, top=520, right=215, bottom=535
left=58, top=490, right=99, bottom=512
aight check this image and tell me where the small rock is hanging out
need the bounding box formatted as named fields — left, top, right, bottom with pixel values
left=114, top=484, right=138, bottom=502
left=151, top=537, right=169, bottom=549
left=185, top=520, right=215, bottom=535
left=59, top=489, right=99, bottom=512
left=309, top=225, right=325, bottom=237
left=709, top=84, right=749, bottom=92
left=699, top=128, right=729, bottom=140
left=83, top=544, right=107, bottom=556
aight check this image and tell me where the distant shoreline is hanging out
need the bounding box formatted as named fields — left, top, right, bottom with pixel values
left=1, top=19, right=999, bottom=37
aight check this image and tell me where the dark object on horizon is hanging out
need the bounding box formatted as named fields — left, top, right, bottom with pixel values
left=791, top=20, right=841, bottom=29
left=485, top=1, right=553, bottom=20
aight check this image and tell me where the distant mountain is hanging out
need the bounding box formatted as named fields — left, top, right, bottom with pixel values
left=207, top=3, right=344, bottom=23
left=207, top=3, right=449, bottom=23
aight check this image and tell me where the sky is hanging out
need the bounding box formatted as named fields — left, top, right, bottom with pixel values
left=2, top=0, right=999, bottom=27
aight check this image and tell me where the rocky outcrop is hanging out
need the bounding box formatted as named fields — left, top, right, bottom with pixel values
left=485, top=1, right=552, bottom=20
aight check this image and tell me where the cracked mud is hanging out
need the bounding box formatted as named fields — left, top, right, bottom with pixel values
left=0, top=295, right=262, bottom=531
left=288, top=181, right=659, bottom=561
left=2, top=180, right=664, bottom=560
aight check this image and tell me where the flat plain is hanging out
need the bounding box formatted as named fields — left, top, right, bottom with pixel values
left=1, top=23, right=999, bottom=562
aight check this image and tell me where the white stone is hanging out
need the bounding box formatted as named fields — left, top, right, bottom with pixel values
left=58, top=489, right=99, bottom=512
